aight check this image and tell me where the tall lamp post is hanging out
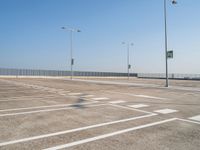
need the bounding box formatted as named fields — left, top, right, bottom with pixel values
left=164, top=0, right=177, bottom=87
left=122, top=42, right=134, bottom=80
left=61, top=27, right=81, bottom=80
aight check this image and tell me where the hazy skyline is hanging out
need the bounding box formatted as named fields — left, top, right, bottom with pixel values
left=0, top=0, right=200, bottom=74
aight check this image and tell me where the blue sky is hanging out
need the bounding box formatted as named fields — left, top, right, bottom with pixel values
left=0, top=0, right=199, bottom=73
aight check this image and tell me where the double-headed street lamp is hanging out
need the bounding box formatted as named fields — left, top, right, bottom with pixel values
left=164, top=0, right=177, bottom=87
left=122, top=42, right=134, bottom=80
left=61, top=27, right=81, bottom=80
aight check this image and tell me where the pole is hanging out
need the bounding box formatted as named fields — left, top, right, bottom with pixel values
left=70, top=30, right=73, bottom=80
left=127, top=43, right=130, bottom=80
left=164, top=0, right=169, bottom=87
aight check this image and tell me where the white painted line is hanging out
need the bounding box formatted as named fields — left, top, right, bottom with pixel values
left=109, top=100, right=126, bottom=104
left=0, top=95, right=58, bottom=102
left=129, top=104, right=149, bottom=108
left=58, top=93, right=67, bottom=96
left=106, top=91, right=168, bottom=100
left=136, top=95, right=167, bottom=100
left=0, top=102, right=98, bottom=117
left=81, top=95, right=94, bottom=98
left=154, top=109, right=178, bottom=114
left=44, top=118, right=177, bottom=150
left=0, top=114, right=156, bottom=147
left=109, top=104, right=155, bottom=114
left=68, top=93, right=83, bottom=96
left=92, top=97, right=110, bottom=100
left=0, top=103, right=92, bottom=112
left=189, top=115, right=200, bottom=122
left=177, top=118, right=200, bottom=125
left=58, top=91, right=70, bottom=94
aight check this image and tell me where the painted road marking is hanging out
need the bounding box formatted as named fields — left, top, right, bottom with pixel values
left=58, top=91, right=70, bottom=94
left=177, top=118, right=200, bottom=125
left=58, top=93, right=67, bottom=96
left=81, top=95, right=94, bottom=98
left=189, top=115, right=200, bottom=122
left=109, top=100, right=126, bottom=104
left=68, top=93, right=83, bottom=96
left=0, top=114, right=156, bottom=147
left=92, top=97, right=110, bottom=100
left=109, top=104, right=155, bottom=114
left=154, top=109, right=178, bottom=114
left=106, top=91, right=168, bottom=100
left=0, top=102, right=98, bottom=117
left=129, top=104, right=149, bottom=108
left=0, top=102, right=95, bottom=112
left=44, top=118, right=177, bottom=150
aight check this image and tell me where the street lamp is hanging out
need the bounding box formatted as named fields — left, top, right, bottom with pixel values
left=61, top=27, right=81, bottom=80
left=164, top=0, right=177, bottom=87
left=122, top=42, right=134, bottom=80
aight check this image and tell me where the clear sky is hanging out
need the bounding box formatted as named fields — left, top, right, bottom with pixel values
left=0, top=0, right=199, bottom=73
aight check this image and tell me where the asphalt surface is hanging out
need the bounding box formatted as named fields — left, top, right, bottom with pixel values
left=0, top=77, right=199, bottom=150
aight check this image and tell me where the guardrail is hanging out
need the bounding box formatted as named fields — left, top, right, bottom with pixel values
left=1, top=68, right=199, bottom=80
left=0, top=68, right=137, bottom=77
left=137, top=73, right=200, bottom=80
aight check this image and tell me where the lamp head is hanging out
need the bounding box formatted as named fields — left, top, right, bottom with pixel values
left=172, top=0, right=177, bottom=5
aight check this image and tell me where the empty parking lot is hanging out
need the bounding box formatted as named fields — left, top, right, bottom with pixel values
left=0, top=77, right=200, bottom=150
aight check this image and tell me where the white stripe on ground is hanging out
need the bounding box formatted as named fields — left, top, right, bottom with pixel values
left=0, top=95, right=56, bottom=100
left=177, top=118, right=200, bottom=125
left=129, top=104, right=149, bottom=108
left=109, top=104, right=155, bottom=114
left=69, top=78, right=200, bottom=92
left=154, top=109, right=178, bottom=114
left=0, top=102, right=94, bottom=112
left=189, top=115, right=200, bottom=122
left=109, top=100, right=126, bottom=104
left=92, top=97, right=110, bottom=100
left=106, top=91, right=168, bottom=100
left=81, top=95, right=94, bottom=98
left=0, top=96, right=61, bottom=102
left=58, top=93, right=67, bottom=96
left=68, top=93, right=83, bottom=96
left=70, top=79, right=159, bottom=88
left=44, top=118, right=177, bottom=150
left=0, top=102, right=98, bottom=117
left=0, top=114, right=155, bottom=147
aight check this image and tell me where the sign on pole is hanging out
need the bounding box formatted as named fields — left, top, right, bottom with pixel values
left=167, top=50, right=173, bottom=59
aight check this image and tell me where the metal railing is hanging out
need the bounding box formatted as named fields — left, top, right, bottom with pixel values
left=0, top=68, right=137, bottom=77
left=137, top=73, right=200, bottom=80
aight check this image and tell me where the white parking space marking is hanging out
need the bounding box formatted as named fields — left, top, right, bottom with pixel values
left=92, top=97, right=110, bottom=100
left=189, top=115, right=200, bottom=122
left=58, top=91, right=70, bottom=94
left=106, top=91, right=169, bottom=100
left=0, top=102, right=98, bottom=117
left=154, top=109, right=178, bottom=114
left=81, top=95, right=94, bottom=98
left=177, top=118, right=200, bottom=125
left=68, top=93, right=83, bottom=96
left=44, top=118, right=177, bottom=150
left=0, top=114, right=156, bottom=147
left=0, top=96, right=61, bottom=102
left=129, top=104, right=149, bottom=108
left=0, top=102, right=93, bottom=112
left=58, top=94, right=67, bottom=96
left=109, top=104, right=155, bottom=114
left=109, top=100, right=126, bottom=104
